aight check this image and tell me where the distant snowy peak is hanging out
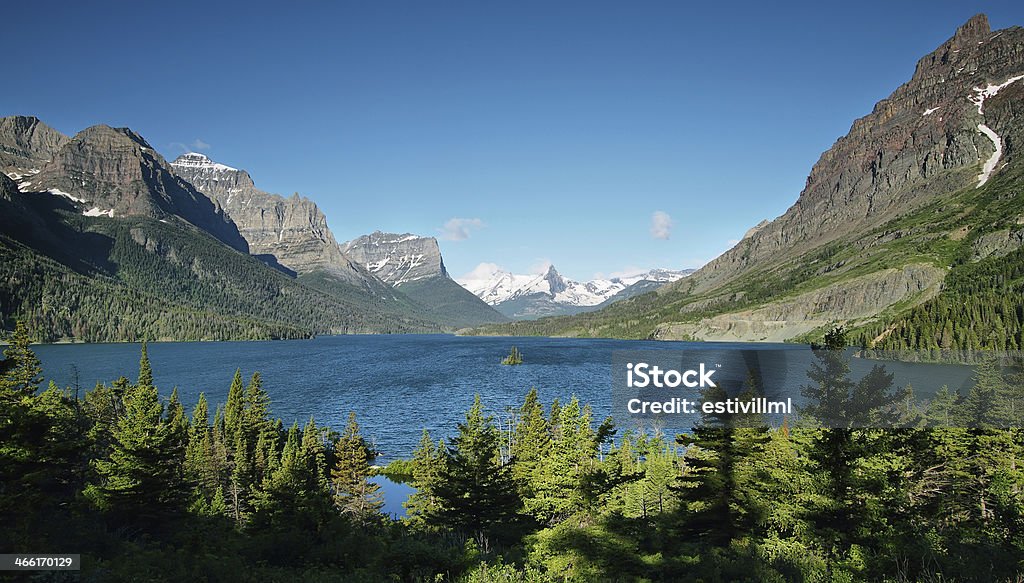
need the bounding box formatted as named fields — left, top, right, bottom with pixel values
left=171, top=152, right=238, bottom=172
left=458, top=265, right=693, bottom=308
left=341, top=231, right=448, bottom=286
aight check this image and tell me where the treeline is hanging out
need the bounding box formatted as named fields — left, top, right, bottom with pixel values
left=856, top=246, right=1024, bottom=352
left=2, top=323, right=1023, bottom=581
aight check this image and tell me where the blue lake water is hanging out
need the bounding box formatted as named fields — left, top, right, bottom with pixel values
left=31, top=335, right=978, bottom=461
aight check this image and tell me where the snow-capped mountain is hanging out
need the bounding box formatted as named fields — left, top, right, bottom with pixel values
left=340, top=231, right=448, bottom=286
left=458, top=264, right=693, bottom=319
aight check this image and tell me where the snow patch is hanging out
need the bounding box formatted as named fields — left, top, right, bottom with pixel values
left=923, top=107, right=939, bottom=116
left=968, top=74, right=1024, bottom=115
left=367, top=257, right=390, bottom=272
left=976, top=124, right=1002, bottom=187
left=171, top=152, right=238, bottom=172
left=83, top=207, right=114, bottom=218
left=47, top=188, right=86, bottom=203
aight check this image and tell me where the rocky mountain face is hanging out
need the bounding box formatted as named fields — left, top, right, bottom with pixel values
left=170, top=153, right=367, bottom=284
left=0, top=173, right=16, bottom=200
left=469, top=15, right=1024, bottom=341
left=0, top=121, right=249, bottom=252
left=689, top=14, right=1023, bottom=296
left=0, top=116, right=68, bottom=176
left=340, top=231, right=448, bottom=285
left=459, top=264, right=693, bottom=319
left=0, top=119, right=448, bottom=340
left=338, top=231, right=507, bottom=327
left=645, top=15, right=1024, bottom=340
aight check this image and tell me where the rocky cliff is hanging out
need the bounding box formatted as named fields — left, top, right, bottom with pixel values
left=687, top=14, right=1024, bottom=296
left=2, top=122, right=249, bottom=252
left=0, top=116, right=68, bottom=176
left=0, top=172, right=17, bottom=201
left=171, top=153, right=369, bottom=284
left=340, top=231, right=448, bottom=285
left=339, top=231, right=508, bottom=327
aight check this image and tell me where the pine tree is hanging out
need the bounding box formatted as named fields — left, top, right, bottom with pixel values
left=511, top=388, right=551, bottom=495
left=432, top=395, right=522, bottom=549
left=228, top=430, right=252, bottom=526
left=330, top=412, right=383, bottom=521
left=0, top=321, right=41, bottom=397
left=86, top=347, right=188, bottom=524
left=251, top=420, right=332, bottom=532
left=137, top=341, right=154, bottom=389
left=0, top=325, right=82, bottom=548
left=526, top=396, right=602, bottom=525
left=185, top=393, right=222, bottom=510
left=404, top=429, right=444, bottom=524
left=224, top=368, right=245, bottom=444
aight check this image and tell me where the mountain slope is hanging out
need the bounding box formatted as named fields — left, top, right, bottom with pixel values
left=23, top=124, right=249, bottom=252
left=170, top=153, right=373, bottom=286
left=0, top=116, right=68, bottom=176
left=340, top=231, right=508, bottom=327
left=0, top=118, right=442, bottom=340
left=467, top=15, right=1024, bottom=342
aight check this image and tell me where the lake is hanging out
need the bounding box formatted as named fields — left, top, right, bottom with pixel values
left=31, top=334, right=978, bottom=460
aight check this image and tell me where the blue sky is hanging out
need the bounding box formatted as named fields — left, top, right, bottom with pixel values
left=4, top=1, right=1022, bottom=281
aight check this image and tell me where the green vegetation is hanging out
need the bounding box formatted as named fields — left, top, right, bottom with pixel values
left=3, top=323, right=1023, bottom=581
left=396, top=275, right=510, bottom=329
left=853, top=246, right=1024, bottom=352
left=0, top=195, right=441, bottom=342
left=501, top=346, right=524, bottom=365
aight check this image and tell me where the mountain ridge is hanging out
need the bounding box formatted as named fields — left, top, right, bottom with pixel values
left=464, top=14, right=1024, bottom=342
left=340, top=231, right=508, bottom=328
left=459, top=264, right=693, bottom=319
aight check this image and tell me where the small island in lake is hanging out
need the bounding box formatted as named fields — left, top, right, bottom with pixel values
left=501, top=346, right=523, bottom=365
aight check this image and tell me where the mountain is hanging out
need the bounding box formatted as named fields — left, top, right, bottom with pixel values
left=0, top=116, right=69, bottom=176
left=467, top=15, right=1024, bottom=343
left=459, top=265, right=693, bottom=319
left=341, top=232, right=508, bottom=328
left=0, top=117, right=441, bottom=341
left=341, top=231, right=449, bottom=284
left=170, top=152, right=373, bottom=286
left=8, top=121, right=249, bottom=252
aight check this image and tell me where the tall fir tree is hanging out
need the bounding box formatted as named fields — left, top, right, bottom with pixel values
left=431, top=395, right=522, bottom=548
left=330, top=411, right=383, bottom=521
left=86, top=346, right=188, bottom=524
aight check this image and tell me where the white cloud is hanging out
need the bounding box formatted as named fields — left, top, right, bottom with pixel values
left=191, top=138, right=211, bottom=151
left=457, top=262, right=504, bottom=285
left=726, top=238, right=741, bottom=246
left=650, top=211, right=673, bottom=240
left=439, top=217, right=485, bottom=241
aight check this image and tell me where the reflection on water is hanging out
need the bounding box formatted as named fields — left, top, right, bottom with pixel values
left=371, top=475, right=414, bottom=519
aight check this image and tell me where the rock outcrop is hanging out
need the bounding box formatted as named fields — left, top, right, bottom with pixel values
left=655, top=264, right=946, bottom=342
left=340, top=231, right=448, bottom=285
left=0, top=172, right=17, bottom=201
left=0, top=116, right=68, bottom=176
left=1, top=121, right=248, bottom=252
left=171, top=153, right=367, bottom=283
left=685, top=14, right=1024, bottom=295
